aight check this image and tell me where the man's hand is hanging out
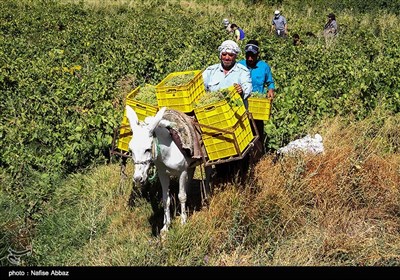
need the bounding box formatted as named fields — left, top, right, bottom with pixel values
left=267, top=89, right=275, bottom=100
left=233, top=83, right=243, bottom=95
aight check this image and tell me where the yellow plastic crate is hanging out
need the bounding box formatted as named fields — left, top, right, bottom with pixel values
left=194, top=86, right=246, bottom=133
left=117, top=85, right=159, bottom=152
left=248, top=97, right=272, bottom=120
left=202, top=114, right=253, bottom=161
left=155, top=70, right=205, bottom=113
left=117, top=124, right=132, bottom=153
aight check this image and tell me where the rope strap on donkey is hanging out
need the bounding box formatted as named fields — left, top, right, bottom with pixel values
left=148, top=136, right=160, bottom=184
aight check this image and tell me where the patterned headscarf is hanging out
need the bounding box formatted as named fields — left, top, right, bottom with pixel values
left=218, top=40, right=241, bottom=58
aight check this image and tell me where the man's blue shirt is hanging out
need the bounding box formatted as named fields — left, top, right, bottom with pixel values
left=238, top=59, right=275, bottom=94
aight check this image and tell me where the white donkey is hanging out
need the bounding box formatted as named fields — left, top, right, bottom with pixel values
left=125, top=105, right=209, bottom=234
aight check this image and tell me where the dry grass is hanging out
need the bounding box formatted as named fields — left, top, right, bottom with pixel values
left=251, top=113, right=400, bottom=265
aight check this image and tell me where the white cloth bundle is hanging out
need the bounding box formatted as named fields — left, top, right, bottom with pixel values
left=277, top=134, right=324, bottom=155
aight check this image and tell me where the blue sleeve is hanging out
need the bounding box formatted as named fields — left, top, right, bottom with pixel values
left=265, top=64, right=275, bottom=90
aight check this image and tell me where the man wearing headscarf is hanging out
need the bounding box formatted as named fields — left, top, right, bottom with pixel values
left=202, top=40, right=252, bottom=108
left=202, top=40, right=253, bottom=183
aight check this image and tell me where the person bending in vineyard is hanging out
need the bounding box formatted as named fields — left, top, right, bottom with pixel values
left=238, top=39, right=275, bottom=156
left=229, top=23, right=245, bottom=43
left=202, top=39, right=252, bottom=109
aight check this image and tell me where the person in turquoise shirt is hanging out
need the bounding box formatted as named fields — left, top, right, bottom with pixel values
left=203, top=39, right=252, bottom=109
left=238, top=39, right=275, bottom=98
left=238, top=39, right=275, bottom=156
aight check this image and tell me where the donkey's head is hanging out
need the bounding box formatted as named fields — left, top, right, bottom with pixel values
left=125, top=105, right=167, bottom=185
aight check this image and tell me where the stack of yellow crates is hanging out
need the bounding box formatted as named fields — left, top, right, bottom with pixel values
left=117, top=85, right=158, bottom=152
left=117, top=69, right=205, bottom=152
left=116, top=71, right=257, bottom=161
left=194, top=86, right=254, bottom=161
left=155, top=70, right=205, bottom=113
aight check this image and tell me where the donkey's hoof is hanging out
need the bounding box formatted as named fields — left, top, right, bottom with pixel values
left=160, top=228, right=168, bottom=242
left=180, top=215, right=187, bottom=225
left=161, top=224, right=168, bottom=231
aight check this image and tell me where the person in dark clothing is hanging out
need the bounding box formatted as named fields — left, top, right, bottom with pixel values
left=292, top=33, right=302, bottom=46
left=306, top=31, right=317, bottom=38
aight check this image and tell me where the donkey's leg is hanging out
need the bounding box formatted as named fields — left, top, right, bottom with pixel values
left=158, top=171, right=171, bottom=233
left=178, top=168, right=193, bottom=225
left=187, top=167, right=195, bottom=189
left=204, top=165, right=213, bottom=199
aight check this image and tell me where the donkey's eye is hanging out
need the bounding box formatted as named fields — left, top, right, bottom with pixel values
left=145, top=148, right=152, bottom=154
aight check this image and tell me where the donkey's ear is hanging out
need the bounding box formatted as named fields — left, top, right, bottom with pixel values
left=148, top=107, right=167, bottom=133
left=125, top=105, right=139, bottom=129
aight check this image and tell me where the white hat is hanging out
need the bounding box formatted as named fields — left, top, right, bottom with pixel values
left=218, top=40, right=241, bottom=54
left=274, top=10, right=280, bottom=15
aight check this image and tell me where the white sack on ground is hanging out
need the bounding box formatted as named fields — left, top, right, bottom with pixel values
left=277, top=134, right=324, bottom=155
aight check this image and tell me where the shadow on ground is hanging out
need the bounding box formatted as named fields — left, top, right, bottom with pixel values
left=125, top=149, right=261, bottom=236
left=127, top=177, right=207, bottom=236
